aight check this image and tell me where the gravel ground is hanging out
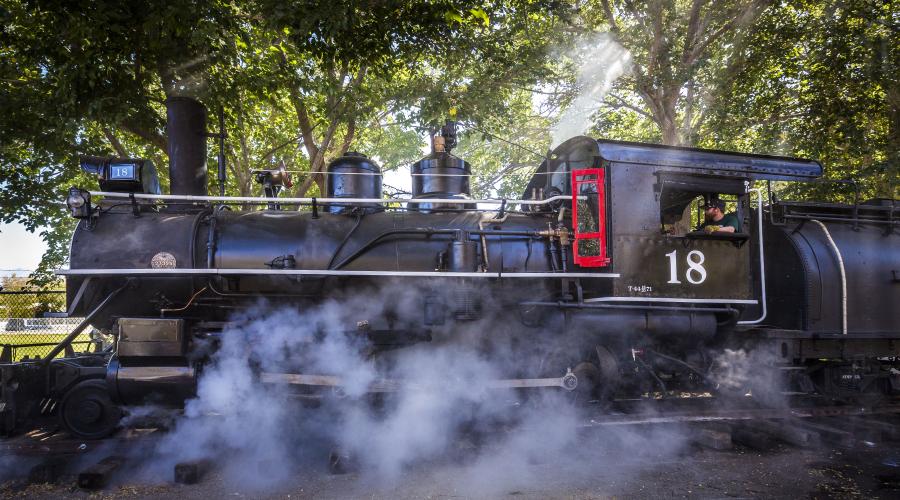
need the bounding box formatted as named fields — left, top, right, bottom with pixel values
left=3, top=433, right=900, bottom=499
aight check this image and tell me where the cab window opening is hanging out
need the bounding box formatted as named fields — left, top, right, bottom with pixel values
left=661, top=189, right=745, bottom=237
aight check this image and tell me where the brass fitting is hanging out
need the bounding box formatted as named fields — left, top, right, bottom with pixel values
left=537, top=225, right=572, bottom=245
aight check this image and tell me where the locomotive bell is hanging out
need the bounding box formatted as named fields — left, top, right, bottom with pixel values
left=254, top=162, right=293, bottom=192
left=324, top=152, right=383, bottom=214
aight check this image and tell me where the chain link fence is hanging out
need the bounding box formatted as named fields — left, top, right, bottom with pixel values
left=0, top=290, right=109, bottom=362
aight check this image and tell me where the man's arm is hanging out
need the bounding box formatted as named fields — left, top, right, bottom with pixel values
left=716, top=213, right=740, bottom=233
left=703, top=224, right=735, bottom=234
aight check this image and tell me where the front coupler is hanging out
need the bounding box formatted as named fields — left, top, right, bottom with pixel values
left=0, top=361, right=47, bottom=436
left=1, top=356, right=109, bottom=437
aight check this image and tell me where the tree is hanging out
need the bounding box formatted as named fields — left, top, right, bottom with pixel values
left=0, top=1, right=573, bottom=281
left=570, top=0, right=896, bottom=200
left=1, top=0, right=245, bottom=283
left=701, top=0, right=899, bottom=200
left=579, top=0, right=771, bottom=146
left=263, top=1, right=572, bottom=196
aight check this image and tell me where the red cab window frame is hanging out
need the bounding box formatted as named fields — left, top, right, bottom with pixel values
left=571, top=168, right=610, bottom=267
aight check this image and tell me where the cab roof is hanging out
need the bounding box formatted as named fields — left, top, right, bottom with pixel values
left=593, top=138, right=823, bottom=180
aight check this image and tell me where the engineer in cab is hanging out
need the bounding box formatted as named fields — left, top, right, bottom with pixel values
left=698, top=198, right=741, bottom=234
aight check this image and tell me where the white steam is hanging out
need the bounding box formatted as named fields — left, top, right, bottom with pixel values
left=137, top=281, right=693, bottom=493
left=551, top=33, right=632, bottom=147
left=710, top=346, right=787, bottom=408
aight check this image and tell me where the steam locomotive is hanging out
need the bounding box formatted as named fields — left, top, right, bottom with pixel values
left=1, top=97, right=898, bottom=439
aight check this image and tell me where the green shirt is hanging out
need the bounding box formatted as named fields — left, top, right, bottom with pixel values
left=700, top=212, right=741, bottom=232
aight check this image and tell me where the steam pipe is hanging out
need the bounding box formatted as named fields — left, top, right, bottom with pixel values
left=330, top=227, right=557, bottom=270
left=327, top=213, right=364, bottom=270
left=810, top=219, right=848, bottom=335
left=478, top=213, right=509, bottom=272
left=548, top=238, right=560, bottom=272
left=331, top=228, right=462, bottom=270
left=468, top=229, right=545, bottom=237
left=206, top=212, right=218, bottom=269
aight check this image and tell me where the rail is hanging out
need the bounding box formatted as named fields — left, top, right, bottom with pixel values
left=56, top=269, right=621, bottom=279
left=85, top=191, right=581, bottom=206
left=737, top=188, right=768, bottom=325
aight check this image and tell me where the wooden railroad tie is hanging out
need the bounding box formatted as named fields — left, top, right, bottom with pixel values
left=77, top=455, right=125, bottom=490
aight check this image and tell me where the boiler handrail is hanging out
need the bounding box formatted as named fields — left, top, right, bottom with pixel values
left=83, top=191, right=581, bottom=206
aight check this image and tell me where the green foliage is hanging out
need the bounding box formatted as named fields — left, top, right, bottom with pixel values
left=577, top=0, right=897, bottom=202
left=0, top=276, right=64, bottom=317
left=457, top=89, right=554, bottom=199
left=702, top=0, right=899, bottom=202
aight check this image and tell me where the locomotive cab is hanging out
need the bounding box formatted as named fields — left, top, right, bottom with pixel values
left=532, top=137, right=764, bottom=307
left=607, top=164, right=754, bottom=304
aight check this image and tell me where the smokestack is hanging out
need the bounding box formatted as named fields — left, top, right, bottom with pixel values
left=166, top=97, right=208, bottom=196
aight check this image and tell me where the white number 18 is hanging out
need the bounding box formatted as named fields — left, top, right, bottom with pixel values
left=665, top=250, right=707, bottom=284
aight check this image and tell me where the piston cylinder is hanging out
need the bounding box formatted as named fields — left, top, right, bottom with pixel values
left=107, top=360, right=196, bottom=406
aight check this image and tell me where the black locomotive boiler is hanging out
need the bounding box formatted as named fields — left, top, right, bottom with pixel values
left=1, top=97, right=898, bottom=439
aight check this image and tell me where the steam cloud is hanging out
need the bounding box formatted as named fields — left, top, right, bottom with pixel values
left=0, top=281, right=792, bottom=494
left=128, top=281, right=665, bottom=492
left=551, top=33, right=632, bottom=147
left=125, top=281, right=780, bottom=494
left=710, top=346, right=787, bottom=408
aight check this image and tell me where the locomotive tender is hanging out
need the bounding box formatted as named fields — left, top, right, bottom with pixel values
left=1, top=97, right=898, bottom=439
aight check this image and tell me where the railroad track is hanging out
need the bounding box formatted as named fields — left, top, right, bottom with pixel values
left=0, top=427, right=160, bottom=457
left=584, top=402, right=900, bottom=427
left=2, top=399, right=900, bottom=489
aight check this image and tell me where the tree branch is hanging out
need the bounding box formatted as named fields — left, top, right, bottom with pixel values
left=288, top=87, right=320, bottom=162
left=101, top=126, right=129, bottom=157
left=600, top=0, right=620, bottom=33
left=120, top=116, right=167, bottom=153
left=647, top=2, right=665, bottom=79
left=687, top=0, right=768, bottom=67
left=681, top=0, right=706, bottom=68
left=261, top=136, right=302, bottom=163
left=605, top=93, right=654, bottom=120
left=235, top=99, right=252, bottom=173
left=338, top=118, right=357, bottom=155
left=681, top=79, right=695, bottom=143
left=225, top=143, right=252, bottom=196
left=277, top=43, right=320, bottom=163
